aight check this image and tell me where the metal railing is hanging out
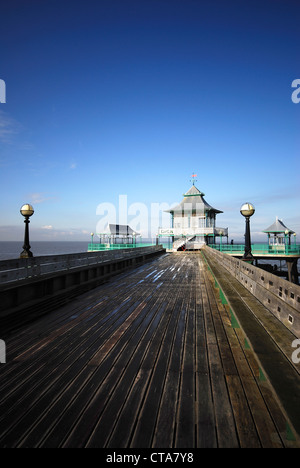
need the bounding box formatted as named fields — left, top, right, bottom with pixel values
left=88, top=242, right=173, bottom=251
left=158, top=227, right=228, bottom=237
left=0, top=246, right=164, bottom=284
left=88, top=242, right=154, bottom=251
left=210, top=243, right=300, bottom=255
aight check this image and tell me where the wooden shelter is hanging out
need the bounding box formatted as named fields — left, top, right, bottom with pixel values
left=263, top=217, right=295, bottom=247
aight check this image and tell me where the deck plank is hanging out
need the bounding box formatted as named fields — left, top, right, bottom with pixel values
left=174, top=290, right=196, bottom=448
left=0, top=252, right=299, bottom=448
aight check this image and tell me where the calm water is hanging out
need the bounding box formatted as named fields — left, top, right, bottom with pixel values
left=0, top=240, right=158, bottom=261
left=0, top=241, right=89, bottom=261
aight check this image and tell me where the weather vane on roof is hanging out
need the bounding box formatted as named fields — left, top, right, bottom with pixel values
left=190, top=173, right=197, bottom=185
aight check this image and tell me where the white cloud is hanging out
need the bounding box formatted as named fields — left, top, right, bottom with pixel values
left=29, top=193, right=49, bottom=204
left=27, top=192, right=59, bottom=204
left=0, top=110, right=20, bottom=143
left=41, top=225, right=53, bottom=230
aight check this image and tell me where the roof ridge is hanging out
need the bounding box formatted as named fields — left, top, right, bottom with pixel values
left=183, top=184, right=205, bottom=197
left=262, top=218, right=295, bottom=233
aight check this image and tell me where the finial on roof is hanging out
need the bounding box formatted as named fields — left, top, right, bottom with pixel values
left=190, top=173, right=197, bottom=185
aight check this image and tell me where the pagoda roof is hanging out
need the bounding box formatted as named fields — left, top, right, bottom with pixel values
left=166, top=184, right=223, bottom=215
left=262, top=217, right=295, bottom=234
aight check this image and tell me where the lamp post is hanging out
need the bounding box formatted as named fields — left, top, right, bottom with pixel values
left=20, top=204, right=34, bottom=258
left=284, top=229, right=291, bottom=254
left=240, top=202, right=255, bottom=262
left=91, top=232, right=94, bottom=251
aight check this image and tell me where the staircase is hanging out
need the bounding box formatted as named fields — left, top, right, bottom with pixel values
left=173, top=236, right=196, bottom=251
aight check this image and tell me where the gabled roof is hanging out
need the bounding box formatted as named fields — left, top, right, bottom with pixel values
left=165, top=184, right=223, bottom=215
left=262, top=217, right=295, bottom=234
left=109, top=224, right=139, bottom=235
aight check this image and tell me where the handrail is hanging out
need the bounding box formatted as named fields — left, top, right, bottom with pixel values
left=0, top=246, right=164, bottom=285
left=87, top=242, right=155, bottom=251
left=210, top=243, right=300, bottom=255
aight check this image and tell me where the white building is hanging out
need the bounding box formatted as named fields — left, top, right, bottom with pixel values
left=159, top=183, right=228, bottom=251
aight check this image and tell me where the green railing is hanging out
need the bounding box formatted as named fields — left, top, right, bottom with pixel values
left=210, top=243, right=300, bottom=255
left=88, top=242, right=300, bottom=255
left=88, top=243, right=153, bottom=251
left=88, top=243, right=173, bottom=251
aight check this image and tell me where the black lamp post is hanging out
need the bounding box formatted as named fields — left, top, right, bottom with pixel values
left=90, top=232, right=94, bottom=250
left=20, top=204, right=34, bottom=258
left=240, top=202, right=255, bottom=262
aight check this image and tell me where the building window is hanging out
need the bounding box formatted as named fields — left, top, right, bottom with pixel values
left=198, top=218, right=205, bottom=228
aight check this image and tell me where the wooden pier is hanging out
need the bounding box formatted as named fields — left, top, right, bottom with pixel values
left=0, top=252, right=299, bottom=448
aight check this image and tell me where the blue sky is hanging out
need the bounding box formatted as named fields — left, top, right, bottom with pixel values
left=0, top=0, right=299, bottom=242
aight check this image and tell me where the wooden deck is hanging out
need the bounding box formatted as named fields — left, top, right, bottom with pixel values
left=0, top=252, right=299, bottom=448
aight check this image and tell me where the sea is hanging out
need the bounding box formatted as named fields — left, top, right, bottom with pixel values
left=0, top=241, right=90, bottom=261
left=0, top=240, right=158, bottom=261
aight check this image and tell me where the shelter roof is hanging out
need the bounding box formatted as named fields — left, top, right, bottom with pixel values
left=262, top=217, right=295, bottom=234
left=109, top=224, right=139, bottom=235
left=165, top=184, right=223, bottom=215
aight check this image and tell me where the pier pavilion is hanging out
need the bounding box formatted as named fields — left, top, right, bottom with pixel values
left=93, top=224, right=139, bottom=248
left=210, top=217, right=299, bottom=284
left=263, top=217, right=296, bottom=249
left=159, top=182, right=228, bottom=251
